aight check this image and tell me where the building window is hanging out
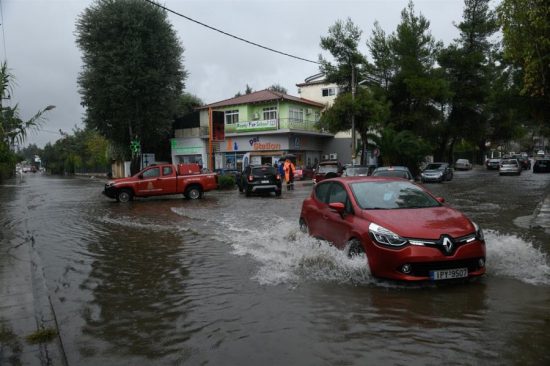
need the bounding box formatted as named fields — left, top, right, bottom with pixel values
left=322, top=88, right=336, bottom=97
left=289, top=108, right=304, bottom=123
left=263, top=107, right=277, bottom=120
left=225, top=110, right=239, bottom=124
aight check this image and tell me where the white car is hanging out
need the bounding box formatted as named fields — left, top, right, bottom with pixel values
left=499, top=158, right=522, bottom=176
left=455, top=159, right=472, bottom=170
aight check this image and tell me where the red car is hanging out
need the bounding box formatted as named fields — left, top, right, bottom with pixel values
left=299, top=177, right=486, bottom=281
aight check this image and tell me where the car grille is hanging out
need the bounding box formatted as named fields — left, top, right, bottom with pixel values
left=407, top=258, right=484, bottom=277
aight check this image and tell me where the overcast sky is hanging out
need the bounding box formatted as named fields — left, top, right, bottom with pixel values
left=2, top=0, right=473, bottom=148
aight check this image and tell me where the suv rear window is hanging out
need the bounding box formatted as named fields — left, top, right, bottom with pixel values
left=318, top=165, right=338, bottom=173
left=252, top=166, right=276, bottom=175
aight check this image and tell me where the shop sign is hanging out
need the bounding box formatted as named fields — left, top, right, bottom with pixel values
left=236, top=119, right=277, bottom=132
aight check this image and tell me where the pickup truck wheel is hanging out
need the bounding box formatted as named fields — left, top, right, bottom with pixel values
left=117, top=189, right=133, bottom=203
left=185, top=186, right=203, bottom=200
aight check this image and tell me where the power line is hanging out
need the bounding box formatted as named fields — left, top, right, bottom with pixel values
left=142, top=0, right=320, bottom=65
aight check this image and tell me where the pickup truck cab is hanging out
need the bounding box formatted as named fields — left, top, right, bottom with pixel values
left=103, top=163, right=218, bottom=202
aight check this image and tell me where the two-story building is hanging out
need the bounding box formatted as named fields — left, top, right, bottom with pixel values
left=171, top=89, right=333, bottom=170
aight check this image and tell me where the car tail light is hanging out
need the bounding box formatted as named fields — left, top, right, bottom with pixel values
left=248, top=175, right=253, bottom=182
left=276, top=174, right=281, bottom=180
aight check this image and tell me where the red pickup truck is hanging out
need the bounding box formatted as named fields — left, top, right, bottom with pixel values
left=103, top=163, right=218, bottom=202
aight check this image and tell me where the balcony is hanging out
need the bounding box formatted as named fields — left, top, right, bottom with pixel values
left=224, top=118, right=325, bottom=135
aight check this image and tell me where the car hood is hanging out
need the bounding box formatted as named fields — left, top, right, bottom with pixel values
left=361, top=206, right=474, bottom=240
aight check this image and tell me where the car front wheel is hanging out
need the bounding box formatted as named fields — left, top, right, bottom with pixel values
left=117, top=189, right=133, bottom=203
left=347, top=238, right=365, bottom=258
left=185, top=186, right=203, bottom=200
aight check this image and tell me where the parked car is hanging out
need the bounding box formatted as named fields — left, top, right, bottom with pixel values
left=237, top=164, right=282, bottom=197
left=342, top=165, right=371, bottom=177
left=499, top=158, right=522, bottom=175
left=455, top=159, right=472, bottom=170
left=103, top=163, right=218, bottom=202
left=485, top=158, right=501, bottom=170
left=299, top=177, right=486, bottom=281
left=371, top=166, right=414, bottom=181
left=420, top=163, right=453, bottom=183
left=533, top=158, right=550, bottom=173
left=293, top=166, right=304, bottom=181
left=512, top=154, right=531, bottom=170
left=313, top=160, right=343, bottom=184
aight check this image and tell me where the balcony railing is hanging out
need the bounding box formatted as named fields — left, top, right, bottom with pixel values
left=224, top=118, right=323, bottom=134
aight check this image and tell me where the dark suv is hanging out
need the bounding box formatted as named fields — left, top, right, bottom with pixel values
left=313, top=160, right=343, bottom=184
left=238, top=165, right=282, bottom=197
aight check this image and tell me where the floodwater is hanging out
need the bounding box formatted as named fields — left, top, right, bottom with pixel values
left=1, top=169, right=549, bottom=365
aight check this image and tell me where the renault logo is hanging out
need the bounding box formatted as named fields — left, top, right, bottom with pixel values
left=441, top=236, right=454, bottom=254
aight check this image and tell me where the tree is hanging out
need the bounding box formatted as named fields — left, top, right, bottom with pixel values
left=319, top=88, right=389, bottom=164
left=498, top=0, right=550, bottom=101
left=437, top=0, right=498, bottom=162
left=76, top=0, right=186, bottom=173
left=319, top=18, right=367, bottom=92
left=268, top=84, right=287, bottom=94
left=386, top=1, right=448, bottom=138
left=234, top=84, right=254, bottom=97
left=0, top=62, right=54, bottom=180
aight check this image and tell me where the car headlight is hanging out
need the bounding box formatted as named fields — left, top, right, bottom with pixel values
left=369, top=223, right=408, bottom=247
left=473, top=221, right=484, bottom=241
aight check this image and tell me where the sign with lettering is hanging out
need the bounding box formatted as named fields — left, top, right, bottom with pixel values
left=236, top=119, right=277, bottom=132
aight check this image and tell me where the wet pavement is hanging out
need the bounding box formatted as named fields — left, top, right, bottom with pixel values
left=1, top=168, right=549, bottom=365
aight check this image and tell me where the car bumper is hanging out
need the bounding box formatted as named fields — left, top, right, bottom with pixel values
left=103, top=186, right=118, bottom=199
left=248, top=184, right=281, bottom=192
left=366, top=240, right=486, bottom=281
left=421, top=175, right=443, bottom=182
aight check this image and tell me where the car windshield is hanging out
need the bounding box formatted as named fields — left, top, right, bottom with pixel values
left=318, top=165, right=338, bottom=173
left=346, top=167, right=370, bottom=176
left=351, top=181, right=440, bottom=210
left=425, top=164, right=443, bottom=170
left=373, top=170, right=410, bottom=179
left=252, top=166, right=276, bottom=175
left=457, top=160, right=468, bottom=164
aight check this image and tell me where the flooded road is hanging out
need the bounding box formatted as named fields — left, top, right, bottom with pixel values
left=1, top=169, right=550, bottom=365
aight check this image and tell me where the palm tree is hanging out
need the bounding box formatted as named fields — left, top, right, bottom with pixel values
left=0, top=62, right=54, bottom=179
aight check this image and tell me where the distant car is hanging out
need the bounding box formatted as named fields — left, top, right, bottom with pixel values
left=371, top=166, right=414, bottom=181
left=313, top=160, right=343, bottom=184
left=237, top=165, right=282, bottom=197
left=499, top=159, right=522, bottom=176
left=298, top=177, right=486, bottom=281
left=512, top=154, right=531, bottom=170
left=420, top=163, right=453, bottom=183
left=536, top=150, right=545, bottom=157
left=486, top=158, right=501, bottom=170
left=455, top=159, right=472, bottom=170
left=293, top=166, right=304, bottom=181
left=342, top=165, right=371, bottom=177
left=533, top=158, right=550, bottom=173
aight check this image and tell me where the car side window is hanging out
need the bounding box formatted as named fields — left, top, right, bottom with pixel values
left=314, top=182, right=331, bottom=204
left=143, top=167, right=160, bottom=178
left=163, top=166, right=173, bottom=176
left=328, top=183, right=353, bottom=214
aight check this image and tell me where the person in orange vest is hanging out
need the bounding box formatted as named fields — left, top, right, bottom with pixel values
left=283, top=158, right=296, bottom=191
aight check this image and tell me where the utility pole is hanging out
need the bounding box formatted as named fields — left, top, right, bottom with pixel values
left=351, top=64, right=356, bottom=166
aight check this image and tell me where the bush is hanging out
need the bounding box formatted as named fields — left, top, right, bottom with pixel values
left=218, top=174, right=236, bottom=189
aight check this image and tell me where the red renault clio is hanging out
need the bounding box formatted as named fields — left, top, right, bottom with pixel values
left=299, top=177, right=486, bottom=281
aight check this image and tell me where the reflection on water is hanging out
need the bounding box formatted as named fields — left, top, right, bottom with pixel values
left=79, top=226, right=193, bottom=361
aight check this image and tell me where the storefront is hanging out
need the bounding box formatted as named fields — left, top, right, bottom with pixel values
left=170, top=137, right=207, bottom=167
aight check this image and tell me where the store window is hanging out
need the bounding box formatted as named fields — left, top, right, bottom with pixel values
left=225, top=110, right=239, bottom=124
left=263, top=107, right=277, bottom=120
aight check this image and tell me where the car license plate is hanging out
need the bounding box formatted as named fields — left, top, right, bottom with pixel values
left=261, top=180, right=269, bottom=183
left=429, top=268, right=468, bottom=280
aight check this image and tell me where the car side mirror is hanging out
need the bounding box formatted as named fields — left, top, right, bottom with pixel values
left=329, top=202, right=346, bottom=216
left=436, top=197, right=445, bottom=203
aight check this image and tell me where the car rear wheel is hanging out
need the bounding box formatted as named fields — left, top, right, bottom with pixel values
left=347, top=238, right=365, bottom=258
left=275, top=190, right=281, bottom=197
left=117, top=189, right=133, bottom=203
left=185, top=185, right=203, bottom=200
left=245, top=187, right=251, bottom=197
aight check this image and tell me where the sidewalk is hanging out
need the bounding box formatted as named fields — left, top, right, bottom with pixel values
left=0, top=233, right=66, bottom=365
left=531, top=193, right=550, bottom=233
